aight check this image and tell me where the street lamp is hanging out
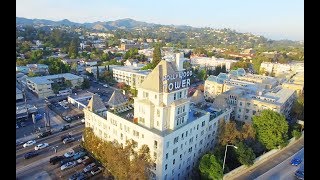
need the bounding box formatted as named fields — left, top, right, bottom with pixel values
left=222, top=144, right=238, bottom=172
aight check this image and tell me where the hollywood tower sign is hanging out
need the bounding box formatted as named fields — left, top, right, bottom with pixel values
left=162, top=70, right=192, bottom=93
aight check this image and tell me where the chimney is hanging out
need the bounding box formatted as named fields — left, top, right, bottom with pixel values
left=175, top=53, right=184, bottom=71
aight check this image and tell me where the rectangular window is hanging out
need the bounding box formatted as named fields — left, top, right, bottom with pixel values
left=202, top=121, right=205, bottom=127
left=246, top=109, right=249, bottom=113
left=173, top=159, right=175, bottom=165
left=165, top=164, right=167, bottom=170
left=173, top=147, right=178, bottom=155
left=179, top=91, right=182, bottom=98
left=174, top=93, right=176, bottom=100
left=240, top=102, right=243, bottom=106
left=186, top=131, right=188, bottom=137
left=157, top=109, right=160, bottom=117
left=166, top=153, right=168, bottom=159
left=174, top=137, right=179, bottom=144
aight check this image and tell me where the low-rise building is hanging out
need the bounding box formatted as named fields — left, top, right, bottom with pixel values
left=85, top=65, right=121, bottom=79
left=26, top=73, right=84, bottom=98
left=190, top=56, right=238, bottom=72
left=113, top=66, right=151, bottom=89
left=16, top=64, right=49, bottom=75
left=120, top=43, right=141, bottom=51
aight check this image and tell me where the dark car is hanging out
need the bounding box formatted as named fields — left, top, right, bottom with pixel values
left=291, top=157, right=302, bottom=166
left=61, top=134, right=72, bottom=141
left=60, top=124, right=71, bottom=131
left=295, top=169, right=304, bottom=179
left=82, top=158, right=94, bottom=166
left=20, top=122, right=26, bottom=127
left=37, top=131, right=52, bottom=138
left=50, top=156, right=65, bottom=165
left=60, top=157, right=74, bottom=166
left=63, top=137, right=76, bottom=144
left=24, top=151, right=39, bottom=159
left=68, top=172, right=87, bottom=180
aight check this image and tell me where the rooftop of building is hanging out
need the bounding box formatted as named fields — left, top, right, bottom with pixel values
left=27, top=73, right=83, bottom=84
left=113, top=66, right=151, bottom=75
left=107, top=105, right=207, bottom=137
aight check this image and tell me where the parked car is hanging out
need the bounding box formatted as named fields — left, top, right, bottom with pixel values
left=60, top=157, right=73, bottom=166
left=77, top=156, right=89, bottom=164
left=63, top=137, right=76, bottom=144
left=50, top=156, right=65, bottom=165
left=64, top=151, right=75, bottom=158
left=24, top=151, right=39, bottom=159
left=82, top=158, right=94, bottom=166
left=83, top=162, right=96, bottom=173
left=295, top=169, right=304, bottom=180
left=80, top=119, right=85, bottom=124
left=61, top=161, right=76, bottom=170
left=20, top=122, right=26, bottom=127
left=61, top=134, right=72, bottom=141
left=291, top=157, right=302, bottom=166
left=91, top=167, right=103, bottom=175
left=16, top=140, right=24, bottom=146
left=23, top=140, right=36, bottom=148
left=73, top=151, right=87, bottom=160
left=37, top=131, right=52, bottom=138
left=103, top=84, right=108, bottom=88
left=68, top=172, right=86, bottom=180
left=60, top=124, right=71, bottom=131
left=34, top=143, right=49, bottom=150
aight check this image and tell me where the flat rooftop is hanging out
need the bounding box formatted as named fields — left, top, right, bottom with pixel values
left=27, top=73, right=82, bottom=84
left=108, top=106, right=207, bottom=137
left=113, top=66, right=151, bottom=76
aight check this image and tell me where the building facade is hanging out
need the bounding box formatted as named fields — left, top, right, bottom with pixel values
left=112, top=66, right=150, bottom=89
left=84, top=59, right=232, bottom=180
left=26, top=73, right=84, bottom=98
left=190, top=56, right=238, bottom=72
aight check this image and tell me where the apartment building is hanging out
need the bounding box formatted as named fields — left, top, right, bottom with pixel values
left=260, top=61, right=304, bottom=77
left=234, top=88, right=296, bottom=122
left=16, top=64, right=49, bottom=75
left=190, top=56, right=238, bottom=72
left=26, top=73, right=84, bottom=98
left=204, top=69, right=279, bottom=100
left=112, top=66, right=150, bottom=89
left=84, top=59, right=232, bottom=180
left=281, top=72, right=304, bottom=95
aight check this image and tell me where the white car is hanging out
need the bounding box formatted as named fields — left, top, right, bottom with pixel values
left=91, top=167, right=103, bottom=175
left=60, top=161, right=76, bottom=170
left=23, top=140, right=36, bottom=148
left=64, top=151, right=75, bottom=158
left=77, top=156, right=89, bottom=164
left=34, top=143, right=49, bottom=150
left=80, top=119, right=85, bottom=124
left=103, top=84, right=108, bottom=88
left=83, top=162, right=96, bottom=173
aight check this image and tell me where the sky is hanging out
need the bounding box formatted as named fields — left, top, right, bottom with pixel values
left=16, top=0, right=304, bottom=41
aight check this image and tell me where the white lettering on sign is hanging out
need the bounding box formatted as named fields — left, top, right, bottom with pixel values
left=162, top=70, right=193, bottom=92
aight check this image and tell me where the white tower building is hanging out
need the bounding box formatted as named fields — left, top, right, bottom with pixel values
left=84, top=58, right=232, bottom=180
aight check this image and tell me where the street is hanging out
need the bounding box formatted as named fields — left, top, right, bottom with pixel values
left=228, top=136, right=304, bottom=180
left=255, top=148, right=304, bottom=180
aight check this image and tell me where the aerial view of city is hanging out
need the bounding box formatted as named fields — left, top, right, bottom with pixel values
left=16, top=0, right=304, bottom=179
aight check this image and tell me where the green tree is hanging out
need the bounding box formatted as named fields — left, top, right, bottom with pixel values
left=292, top=129, right=302, bottom=140
left=235, top=142, right=256, bottom=166
left=199, top=154, right=223, bottom=180
left=218, top=121, right=240, bottom=146
left=28, top=71, right=37, bottom=77
left=68, top=38, right=79, bottom=59
left=65, top=80, right=72, bottom=88
left=292, top=94, right=304, bottom=120
left=252, top=110, right=289, bottom=150
left=151, top=44, right=161, bottom=68
left=71, top=62, right=78, bottom=73
left=197, top=69, right=207, bottom=81
left=81, top=78, right=90, bottom=89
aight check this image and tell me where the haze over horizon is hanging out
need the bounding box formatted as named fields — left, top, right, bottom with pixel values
left=16, top=0, right=304, bottom=41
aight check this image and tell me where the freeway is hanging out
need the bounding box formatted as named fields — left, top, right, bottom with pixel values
left=255, top=148, right=304, bottom=180
left=229, top=136, right=304, bottom=180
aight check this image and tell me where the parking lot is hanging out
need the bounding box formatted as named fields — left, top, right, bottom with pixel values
left=48, top=100, right=84, bottom=123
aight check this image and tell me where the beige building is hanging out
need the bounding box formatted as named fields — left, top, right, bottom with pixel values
left=84, top=59, right=232, bottom=180
left=281, top=72, right=304, bottom=95
left=113, top=66, right=150, bottom=89
left=190, top=56, right=238, bottom=72
left=260, top=61, right=304, bottom=77
left=26, top=73, right=84, bottom=98
left=120, top=43, right=141, bottom=51
left=234, top=88, right=296, bottom=122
